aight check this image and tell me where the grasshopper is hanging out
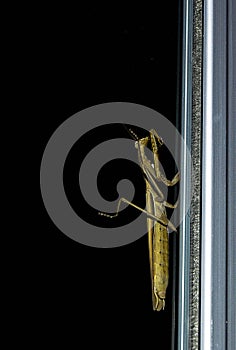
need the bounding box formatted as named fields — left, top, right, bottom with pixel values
left=99, top=129, right=179, bottom=311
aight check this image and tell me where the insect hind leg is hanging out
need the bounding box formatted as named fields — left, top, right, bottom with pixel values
left=99, top=197, right=169, bottom=228
left=98, top=197, right=126, bottom=218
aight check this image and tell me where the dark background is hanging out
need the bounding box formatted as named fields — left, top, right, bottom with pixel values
left=38, top=3, right=182, bottom=348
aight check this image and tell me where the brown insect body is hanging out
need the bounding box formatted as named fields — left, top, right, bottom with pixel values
left=151, top=216, right=169, bottom=310
left=146, top=180, right=169, bottom=311
left=99, top=129, right=179, bottom=311
left=137, top=132, right=179, bottom=311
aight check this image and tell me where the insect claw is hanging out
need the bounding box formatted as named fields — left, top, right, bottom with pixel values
left=168, top=220, right=177, bottom=232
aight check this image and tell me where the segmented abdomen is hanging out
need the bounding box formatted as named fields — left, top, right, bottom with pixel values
left=153, top=221, right=169, bottom=300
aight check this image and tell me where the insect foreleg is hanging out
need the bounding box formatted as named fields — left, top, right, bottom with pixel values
left=148, top=129, right=180, bottom=187
left=159, top=172, right=180, bottom=187
left=163, top=199, right=179, bottom=208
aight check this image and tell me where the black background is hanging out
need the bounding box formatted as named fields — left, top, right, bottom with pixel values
left=38, top=3, right=181, bottom=348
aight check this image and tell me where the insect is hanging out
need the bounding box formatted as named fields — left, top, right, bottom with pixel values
left=99, top=129, right=180, bottom=311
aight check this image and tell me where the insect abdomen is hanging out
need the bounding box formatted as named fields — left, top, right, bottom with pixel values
left=153, top=222, right=169, bottom=309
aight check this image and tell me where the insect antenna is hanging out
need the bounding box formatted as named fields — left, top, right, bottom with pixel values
left=128, top=128, right=139, bottom=141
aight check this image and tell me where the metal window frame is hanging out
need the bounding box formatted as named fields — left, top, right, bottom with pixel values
left=178, top=0, right=236, bottom=349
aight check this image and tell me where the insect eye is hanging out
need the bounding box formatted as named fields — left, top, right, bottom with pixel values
left=141, top=137, right=149, bottom=146
left=138, top=138, right=145, bottom=145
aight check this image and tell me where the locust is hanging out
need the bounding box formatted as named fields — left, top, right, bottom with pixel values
left=99, top=129, right=180, bottom=311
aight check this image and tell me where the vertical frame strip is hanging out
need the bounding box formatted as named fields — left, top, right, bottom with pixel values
left=178, top=0, right=202, bottom=349
left=201, top=0, right=228, bottom=348
left=189, top=0, right=202, bottom=348
left=227, top=0, right=236, bottom=348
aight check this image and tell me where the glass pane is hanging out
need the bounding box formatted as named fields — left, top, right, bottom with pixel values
left=39, top=3, right=191, bottom=349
